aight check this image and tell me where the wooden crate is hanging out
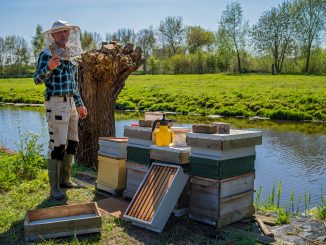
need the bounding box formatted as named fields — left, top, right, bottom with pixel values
left=124, top=126, right=153, bottom=148
left=98, top=137, right=128, bottom=158
left=127, top=146, right=151, bottom=165
left=150, top=145, right=190, bottom=165
left=187, top=130, right=262, bottom=160
left=123, top=161, right=148, bottom=199
left=190, top=155, right=255, bottom=179
left=97, top=155, right=126, bottom=192
left=189, top=174, right=255, bottom=227
left=24, top=202, right=101, bottom=242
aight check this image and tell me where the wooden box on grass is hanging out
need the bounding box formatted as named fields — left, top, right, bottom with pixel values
left=189, top=173, right=255, bottom=227
left=96, top=154, right=126, bottom=195
left=24, top=202, right=101, bottom=242
left=123, top=161, right=149, bottom=199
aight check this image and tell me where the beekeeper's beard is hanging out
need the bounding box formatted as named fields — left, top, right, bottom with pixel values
left=54, top=37, right=69, bottom=48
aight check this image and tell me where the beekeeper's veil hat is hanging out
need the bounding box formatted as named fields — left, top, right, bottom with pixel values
left=43, top=20, right=82, bottom=61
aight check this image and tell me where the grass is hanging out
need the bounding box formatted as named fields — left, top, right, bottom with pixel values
left=0, top=74, right=325, bottom=121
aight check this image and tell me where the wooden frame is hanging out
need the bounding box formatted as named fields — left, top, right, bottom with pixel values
left=24, top=202, right=102, bottom=241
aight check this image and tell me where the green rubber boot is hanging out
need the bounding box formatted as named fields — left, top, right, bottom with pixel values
left=60, top=154, right=79, bottom=188
left=48, top=159, right=65, bottom=199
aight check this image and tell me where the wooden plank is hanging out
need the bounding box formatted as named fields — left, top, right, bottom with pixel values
left=221, top=136, right=262, bottom=150
left=27, top=203, right=97, bottom=221
left=133, top=166, right=164, bottom=219
left=128, top=165, right=160, bottom=217
left=150, top=148, right=190, bottom=164
left=146, top=168, right=176, bottom=221
left=220, top=174, right=254, bottom=198
left=186, top=137, right=222, bottom=150
left=124, top=127, right=152, bottom=140
left=139, top=167, right=170, bottom=221
left=25, top=215, right=101, bottom=237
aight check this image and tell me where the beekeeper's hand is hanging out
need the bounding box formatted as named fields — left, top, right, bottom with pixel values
left=77, top=106, right=88, bottom=119
left=48, top=55, right=61, bottom=70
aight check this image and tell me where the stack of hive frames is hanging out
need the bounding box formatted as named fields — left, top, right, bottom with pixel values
left=124, top=163, right=188, bottom=233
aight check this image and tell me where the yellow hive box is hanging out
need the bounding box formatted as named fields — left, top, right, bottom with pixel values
left=97, top=155, right=126, bottom=192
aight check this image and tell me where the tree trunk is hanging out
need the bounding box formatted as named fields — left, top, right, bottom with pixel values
left=76, top=42, right=144, bottom=168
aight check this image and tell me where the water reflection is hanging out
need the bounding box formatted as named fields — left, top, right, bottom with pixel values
left=0, top=105, right=325, bottom=209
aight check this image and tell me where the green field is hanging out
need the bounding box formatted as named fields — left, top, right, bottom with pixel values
left=0, top=74, right=325, bottom=121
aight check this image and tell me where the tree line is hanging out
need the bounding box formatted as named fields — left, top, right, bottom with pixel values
left=0, top=0, right=325, bottom=77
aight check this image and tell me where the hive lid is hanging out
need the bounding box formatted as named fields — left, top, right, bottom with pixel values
left=187, top=129, right=262, bottom=141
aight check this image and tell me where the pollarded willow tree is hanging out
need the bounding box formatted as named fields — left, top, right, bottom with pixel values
left=76, top=41, right=144, bottom=168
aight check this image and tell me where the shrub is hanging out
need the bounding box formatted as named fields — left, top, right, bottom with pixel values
left=0, top=130, right=45, bottom=192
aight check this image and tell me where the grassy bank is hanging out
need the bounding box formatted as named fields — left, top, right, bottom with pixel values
left=0, top=74, right=325, bottom=121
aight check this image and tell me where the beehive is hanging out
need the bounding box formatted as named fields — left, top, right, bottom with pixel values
left=189, top=173, right=255, bottom=227
left=96, top=155, right=126, bottom=195
left=124, top=163, right=188, bottom=233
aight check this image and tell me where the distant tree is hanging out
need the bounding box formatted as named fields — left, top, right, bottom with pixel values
left=186, top=26, right=215, bottom=53
left=218, top=1, right=248, bottom=73
left=0, top=37, right=4, bottom=75
left=106, top=28, right=136, bottom=46
left=14, top=36, right=30, bottom=73
left=158, top=16, right=185, bottom=55
left=293, top=0, right=326, bottom=73
left=251, top=2, right=298, bottom=73
left=31, top=24, right=45, bottom=64
left=81, top=31, right=102, bottom=51
left=136, top=27, right=156, bottom=72
left=215, top=28, right=233, bottom=71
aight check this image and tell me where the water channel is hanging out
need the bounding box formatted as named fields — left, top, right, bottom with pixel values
left=0, top=105, right=325, bottom=210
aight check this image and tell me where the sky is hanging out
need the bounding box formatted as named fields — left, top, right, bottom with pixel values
left=0, top=0, right=285, bottom=43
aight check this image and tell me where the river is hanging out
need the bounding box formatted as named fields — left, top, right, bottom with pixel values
left=0, top=105, right=325, bottom=210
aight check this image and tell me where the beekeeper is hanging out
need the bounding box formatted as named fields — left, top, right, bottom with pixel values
left=34, top=20, right=88, bottom=199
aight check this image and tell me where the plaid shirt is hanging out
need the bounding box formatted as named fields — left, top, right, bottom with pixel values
left=34, top=51, right=84, bottom=107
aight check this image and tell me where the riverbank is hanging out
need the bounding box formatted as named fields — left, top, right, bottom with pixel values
left=0, top=74, right=325, bottom=121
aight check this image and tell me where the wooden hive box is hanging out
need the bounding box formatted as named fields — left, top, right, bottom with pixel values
left=150, top=145, right=191, bottom=165
left=24, top=202, right=102, bottom=242
left=123, top=161, right=149, bottom=199
left=124, top=126, right=153, bottom=148
left=96, top=155, right=126, bottom=195
left=190, top=155, right=255, bottom=179
left=127, top=146, right=151, bottom=165
left=98, top=137, right=128, bottom=159
left=188, top=173, right=255, bottom=227
left=124, top=163, right=189, bottom=233
left=187, top=130, right=262, bottom=160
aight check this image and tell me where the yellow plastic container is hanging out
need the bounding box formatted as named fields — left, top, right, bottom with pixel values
left=97, top=155, right=126, bottom=190
left=155, top=125, right=172, bottom=147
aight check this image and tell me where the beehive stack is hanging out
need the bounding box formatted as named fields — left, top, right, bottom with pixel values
left=187, top=128, right=262, bottom=227
left=96, top=137, right=128, bottom=196
left=123, top=126, right=152, bottom=198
